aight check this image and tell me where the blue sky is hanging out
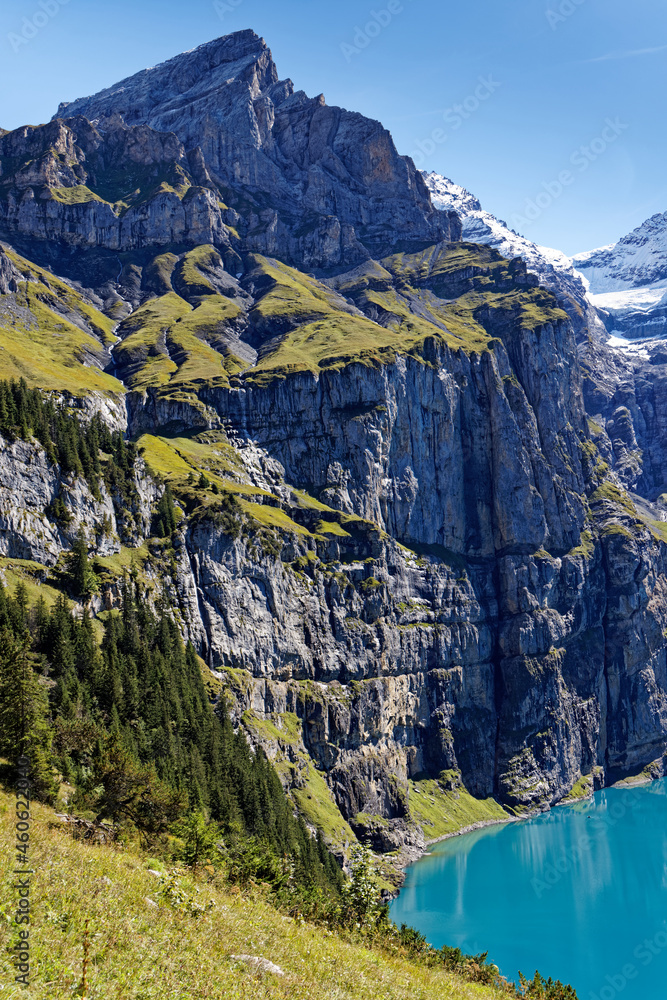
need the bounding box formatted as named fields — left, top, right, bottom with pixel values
left=1, top=0, right=665, bottom=255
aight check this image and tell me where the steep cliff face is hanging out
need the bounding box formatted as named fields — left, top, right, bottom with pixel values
left=1, top=31, right=667, bottom=856
left=4, top=310, right=667, bottom=847
left=422, top=173, right=667, bottom=516
left=0, top=414, right=161, bottom=568
left=147, top=329, right=667, bottom=845
left=0, top=432, right=117, bottom=565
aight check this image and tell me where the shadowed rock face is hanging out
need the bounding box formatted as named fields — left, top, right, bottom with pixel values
left=52, top=30, right=459, bottom=267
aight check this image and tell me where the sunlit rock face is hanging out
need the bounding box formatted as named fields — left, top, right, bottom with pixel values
left=53, top=30, right=459, bottom=267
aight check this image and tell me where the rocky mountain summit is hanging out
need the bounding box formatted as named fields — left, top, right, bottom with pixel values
left=53, top=31, right=458, bottom=270
left=574, top=212, right=667, bottom=292
left=1, top=31, right=667, bottom=860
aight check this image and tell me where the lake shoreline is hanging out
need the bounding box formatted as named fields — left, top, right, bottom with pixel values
left=390, top=812, right=529, bottom=893
left=393, top=776, right=654, bottom=885
left=391, top=772, right=664, bottom=892
left=423, top=813, right=521, bottom=850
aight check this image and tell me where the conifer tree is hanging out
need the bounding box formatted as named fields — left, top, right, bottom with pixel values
left=0, top=569, right=344, bottom=897
left=155, top=483, right=177, bottom=537
left=0, top=628, right=57, bottom=803
left=172, top=811, right=221, bottom=868
left=67, top=529, right=99, bottom=599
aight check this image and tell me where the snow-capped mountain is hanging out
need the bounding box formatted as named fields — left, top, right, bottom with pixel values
left=573, top=213, right=667, bottom=290
left=422, top=171, right=589, bottom=315
left=424, top=173, right=483, bottom=216
left=572, top=213, right=667, bottom=339
left=422, top=171, right=667, bottom=345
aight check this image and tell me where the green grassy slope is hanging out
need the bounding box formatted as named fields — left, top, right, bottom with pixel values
left=408, top=777, right=510, bottom=841
left=0, top=249, right=124, bottom=395
left=0, top=792, right=507, bottom=1000
left=0, top=239, right=570, bottom=400
left=114, top=246, right=245, bottom=400
left=244, top=246, right=568, bottom=387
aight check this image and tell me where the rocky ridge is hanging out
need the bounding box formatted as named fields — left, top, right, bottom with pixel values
left=0, top=116, right=239, bottom=261
left=572, top=213, right=667, bottom=346
left=422, top=170, right=590, bottom=321
left=422, top=171, right=667, bottom=506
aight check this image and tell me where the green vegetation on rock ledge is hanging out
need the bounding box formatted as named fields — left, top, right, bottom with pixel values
left=560, top=775, right=594, bottom=802
left=244, top=245, right=569, bottom=386
left=0, top=234, right=574, bottom=404
left=114, top=287, right=243, bottom=396
left=408, top=774, right=510, bottom=841
left=0, top=249, right=122, bottom=395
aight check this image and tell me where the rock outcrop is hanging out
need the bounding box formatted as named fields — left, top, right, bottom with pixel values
left=0, top=117, right=237, bottom=254
left=0, top=432, right=118, bottom=566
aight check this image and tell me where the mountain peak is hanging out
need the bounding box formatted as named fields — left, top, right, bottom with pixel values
left=422, top=171, right=482, bottom=215
left=573, top=212, right=667, bottom=294
left=46, top=31, right=456, bottom=269
left=54, top=30, right=281, bottom=125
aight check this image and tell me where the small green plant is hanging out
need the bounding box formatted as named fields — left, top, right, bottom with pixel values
left=518, top=971, right=579, bottom=998
left=158, top=868, right=214, bottom=917
left=80, top=918, right=90, bottom=999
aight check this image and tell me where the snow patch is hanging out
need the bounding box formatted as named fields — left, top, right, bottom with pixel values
left=606, top=333, right=652, bottom=359
left=423, top=171, right=584, bottom=295
left=586, top=280, right=667, bottom=314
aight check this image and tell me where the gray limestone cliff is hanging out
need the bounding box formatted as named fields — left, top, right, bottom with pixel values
left=0, top=117, right=237, bottom=254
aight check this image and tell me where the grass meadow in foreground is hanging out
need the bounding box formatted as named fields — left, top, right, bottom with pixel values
left=0, top=792, right=507, bottom=1000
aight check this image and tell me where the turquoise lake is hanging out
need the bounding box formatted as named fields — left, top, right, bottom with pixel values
left=389, top=780, right=667, bottom=1000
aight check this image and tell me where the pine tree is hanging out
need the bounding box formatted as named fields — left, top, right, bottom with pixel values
left=172, top=811, right=221, bottom=868
left=154, top=483, right=177, bottom=537
left=0, top=629, right=57, bottom=803
left=67, top=529, right=99, bottom=599
left=90, top=733, right=185, bottom=836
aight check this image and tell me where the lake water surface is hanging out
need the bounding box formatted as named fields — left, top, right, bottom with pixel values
left=389, top=780, right=667, bottom=1000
